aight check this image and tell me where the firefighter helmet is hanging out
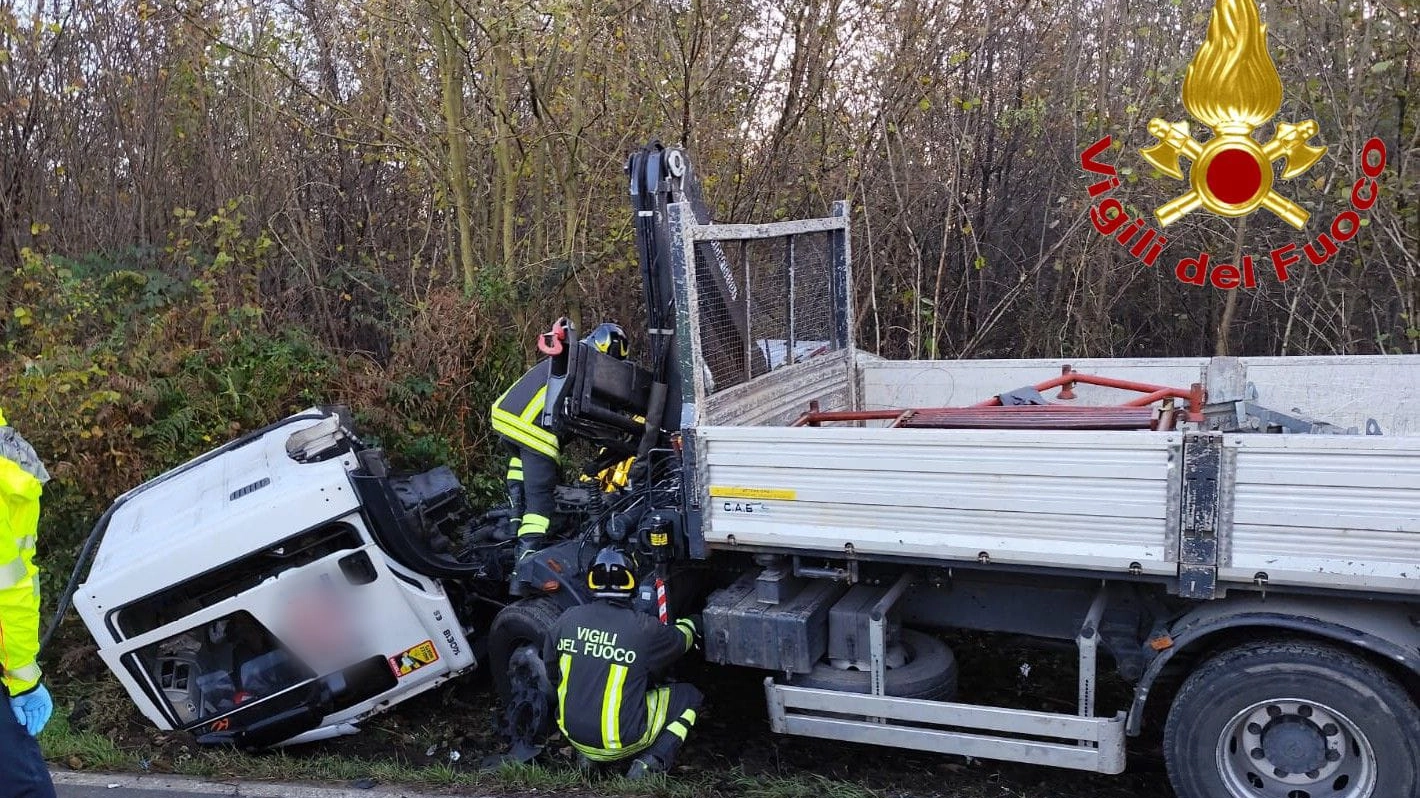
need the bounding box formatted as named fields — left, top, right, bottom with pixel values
left=586, top=546, right=637, bottom=598
left=583, top=323, right=630, bottom=360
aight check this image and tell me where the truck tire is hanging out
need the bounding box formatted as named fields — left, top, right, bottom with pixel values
left=1164, top=640, right=1420, bottom=798
left=488, top=597, right=564, bottom=704
left=787, top=629, right=957, bottom=700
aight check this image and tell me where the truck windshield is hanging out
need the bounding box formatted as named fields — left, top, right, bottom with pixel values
left=133, top=610, right=312, bottom=728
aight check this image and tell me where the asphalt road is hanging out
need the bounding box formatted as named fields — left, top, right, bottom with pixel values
left=50, top=773, right=476, bottom=798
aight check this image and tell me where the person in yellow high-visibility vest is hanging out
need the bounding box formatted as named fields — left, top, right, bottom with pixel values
left=0, top=406, right=57, bottom=798
left=491, top=323, right=630, bottom=584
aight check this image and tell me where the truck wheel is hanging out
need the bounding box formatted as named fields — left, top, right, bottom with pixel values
left=488, top=597, right=564, bottom=703
left=1164, top=640, right=1420, bottom=798
left=787, top=629, right=957, bottom=700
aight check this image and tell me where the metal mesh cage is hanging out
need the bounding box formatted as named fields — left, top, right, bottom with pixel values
left=692, top=231, right=837, bottom=395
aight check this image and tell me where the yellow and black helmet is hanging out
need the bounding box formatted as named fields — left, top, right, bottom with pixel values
left=587, top=546, right=637, bottom=598
left=583, top=322, right=630, bottom=360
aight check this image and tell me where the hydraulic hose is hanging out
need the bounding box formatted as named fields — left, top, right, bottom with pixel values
left=39, top=504, right=111, bottom=655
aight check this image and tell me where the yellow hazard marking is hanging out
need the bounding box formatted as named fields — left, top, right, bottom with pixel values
left=389, top=640, right=440, bottom=678
left=709, top=486, right=796, bottom=501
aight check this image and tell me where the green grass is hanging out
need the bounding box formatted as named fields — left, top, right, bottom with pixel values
left=171, top=749, right=480, bottom=787
left=596, top=770, right=862, bottom=798
left=40, top=715, right=148, bottom=771
left=36, top=675, right=889, bottom=797
left=41, top=733, right=886, bottom=798
left=728, top=771, right=879, bottom=798
left=495, top=759, right=584, bottom=790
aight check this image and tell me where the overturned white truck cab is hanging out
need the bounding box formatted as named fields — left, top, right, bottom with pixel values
left=72, top=414, right=491, bottom=748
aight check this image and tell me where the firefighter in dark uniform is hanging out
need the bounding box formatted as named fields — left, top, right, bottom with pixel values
left=491, top=323, right=630, bottom=579
left=544, top=547, right=703, bottom=778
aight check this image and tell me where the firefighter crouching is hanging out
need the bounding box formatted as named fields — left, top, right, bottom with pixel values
left=544, top=547, right=702, bottom=778
left=490, top=322, right=630, bottom=585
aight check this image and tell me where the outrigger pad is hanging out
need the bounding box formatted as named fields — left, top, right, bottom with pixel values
left=543, top=339, right=654, bottom=448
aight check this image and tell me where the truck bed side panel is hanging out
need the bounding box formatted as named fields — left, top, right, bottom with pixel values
left=698, top=427, right=1178, bottom=576
left=861, top=358, right=1205, bottom=414
left=1222, top=434, right=1420, bottom=593
left=703, top=349, right=854, bottom=426
left=861, top=355, right=1420, bottom=436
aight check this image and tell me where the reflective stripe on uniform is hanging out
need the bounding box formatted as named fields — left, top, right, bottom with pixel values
left=491, top=362, right=559, bottom=460
left=5, top=661, right=41, bottom=685
left=1, top=533, right=36, bottom=588
left=602, top=663, right=628, bottom=749
left=507, top=457, right=523, bottom=481
left=645, top=687, right=668, bottom=746
left=570, top=738, right=647, bottom=762
left=520, top=387, right=547, bottom=423
left=665, top=705, right=697, bottom=741
left=562, top=681, right=667, bottom=761
left=491, top=408, right=559, bottom=460
left=569, top=685, right=663, bottom=762
left=675, top=618, right=695, bottom=648
left=557, top=654, right=572, bottom=738
left=0, top=555, right=27, bottom=589
left=518, top=513, right=550, bottom=537
left=569, top=741, right=616, bottom=762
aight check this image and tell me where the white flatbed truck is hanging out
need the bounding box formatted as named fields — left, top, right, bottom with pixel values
left=652, top=175, right=1420, bottom=798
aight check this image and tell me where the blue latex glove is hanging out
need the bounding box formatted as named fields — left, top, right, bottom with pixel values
left=11, top=683, right=53, bottom=736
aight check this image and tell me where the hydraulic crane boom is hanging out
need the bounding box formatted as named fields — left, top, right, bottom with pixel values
left=626, top=142, right=765, bottom=431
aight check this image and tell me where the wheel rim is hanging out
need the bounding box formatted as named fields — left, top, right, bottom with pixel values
left=1216, top=697, right=1377, bottom=798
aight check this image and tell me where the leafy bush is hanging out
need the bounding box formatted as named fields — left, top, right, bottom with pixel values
left=3, top=246, right=522, bottom=650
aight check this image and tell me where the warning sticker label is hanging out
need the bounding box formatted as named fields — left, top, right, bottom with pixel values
left=389, top=640, right=439, bottom=678
left=709, top=485, right=796, bottom=501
